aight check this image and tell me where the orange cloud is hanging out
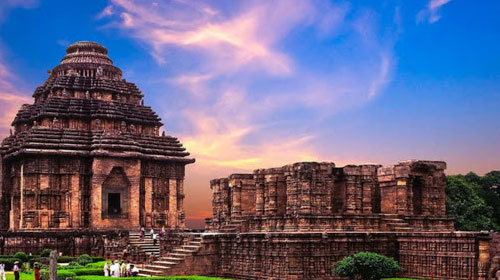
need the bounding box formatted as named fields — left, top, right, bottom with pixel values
left=0, top=53, right=30, bottom=137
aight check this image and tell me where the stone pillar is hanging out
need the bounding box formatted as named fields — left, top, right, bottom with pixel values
left=177, top=179, right=185, bottom=228
left=70, top=174, right=80, bottom=228
left=299, top=179, right=311, bottom=215
left=255, top=179, right=264, bottom=216
left=266, top=178, right=277, bottom=215
left=168, top=178, right=178, bottom=228
left=144, top=178, right=153, bottom=227
left=394, top=165, right=410, bottom=215
left=477, top=236, right=490, bottom=280
left=49, top=250, right=57, bottom=280
left=231, top=183, right=242, bottom=217
left=345, top=176, right=357, bottom=214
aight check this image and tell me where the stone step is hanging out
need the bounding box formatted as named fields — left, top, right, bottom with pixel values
left=393, top=227, right=413, bottom=231
left=155, top=260, right=179, bottom=266
left=160, top=256, right=184, bottom=261
left=173, top=249, right=196, bottom=254
left=144, top=264, right=171, bottom=270
left=138, top=268, right=163, bottom=274
left=167, top=252, right=189, bottom=258
left=182, top=245, right=200, bottom=250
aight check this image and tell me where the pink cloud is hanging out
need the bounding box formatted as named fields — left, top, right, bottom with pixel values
left=417, top=0, right=452, bottom=24
left=101, top=1, right=397, bottom=223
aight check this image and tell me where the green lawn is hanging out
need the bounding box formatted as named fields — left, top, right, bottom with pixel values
left=74, top=277, right=227, bottom=280
left=4, top=271, right=228, bottom=280
left=383, top=278, right=427, bottom=280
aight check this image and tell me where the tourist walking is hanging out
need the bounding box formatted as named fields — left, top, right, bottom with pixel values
left=34, top=263, right=40, bottom=280
left=153, top=232, right=158, bottom=246
left=0, top=264, right=5, bottom=280
left=150, top=228, right=154, bottom=239
left=13, top=261, right=19, bottom=280
left=103, top=262, right=109, bottom=277
left=140, top=226, right=145, bottom=241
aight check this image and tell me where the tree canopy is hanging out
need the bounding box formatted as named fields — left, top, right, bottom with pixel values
left=446, top=172, right=500, bottom=231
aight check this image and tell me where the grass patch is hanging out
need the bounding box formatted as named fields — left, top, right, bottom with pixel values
left=5, top=272, right=32, bottom=280
left=383, top=278, right=427, bottom=280
left=74, top=276, right=229, bottom=280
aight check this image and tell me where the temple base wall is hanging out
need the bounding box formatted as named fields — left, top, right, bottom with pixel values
left=0, top=230, right=127, bottom=257
left=161, top=231, right=492, bottom=280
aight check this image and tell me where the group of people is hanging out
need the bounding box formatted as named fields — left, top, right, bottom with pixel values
left=104, top=261, right=139, bottom=277
left=139, top=226, right=166, bottom=246
left=0, top=261, right=21, bottom=280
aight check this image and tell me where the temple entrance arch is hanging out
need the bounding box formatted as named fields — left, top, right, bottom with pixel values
left=412, top=177, right=423, bottom=215
left=102, top=167, right=130, bottom=219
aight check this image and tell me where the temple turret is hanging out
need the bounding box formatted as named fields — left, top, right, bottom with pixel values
left=0, top=41, right=194, bottom=230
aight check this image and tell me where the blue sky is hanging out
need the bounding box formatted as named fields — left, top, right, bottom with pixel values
left=0, top=0, right=499, bottom=224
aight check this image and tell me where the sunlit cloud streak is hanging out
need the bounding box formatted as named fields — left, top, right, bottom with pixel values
left=417, top=0, right=452, bottom=24
left=100, top=0, right=397, bottom=223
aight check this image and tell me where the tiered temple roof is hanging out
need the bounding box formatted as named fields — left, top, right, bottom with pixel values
left=1, top=41, right=193, bottom=164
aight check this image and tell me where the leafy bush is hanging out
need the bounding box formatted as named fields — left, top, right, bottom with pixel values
left=40, top=249, right=53, bottom=258
left=70, top=268, right=103, bottom=276
left=85, top=261, right=107, bottom=268
left=57, top=256, right=74, bottom=263
left=333, top=252, right=401, bottom=280
left=13, top=252, right=28, bottom=262
left=77, top=254, right=93, bottom=266
left=0, top=258, right=22, bottom=270
left=91, top=257, right=105, bottom=263
left=60, top=262, right=84, bottom=269
left=41, top=269, right=76, bottom=280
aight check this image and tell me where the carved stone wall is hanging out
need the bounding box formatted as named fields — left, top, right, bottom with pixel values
left=160, top=231, right=492, bottom=280
left=206, top=160, right=453, bottom=233
left=0, top=230, right=125, bottom=256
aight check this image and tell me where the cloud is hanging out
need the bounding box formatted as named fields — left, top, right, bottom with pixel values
left=0, top=79, right=30, bottom=138
left=0, top=0, right=38, bottom=21
left=417, top=0, right=452, bottom=24
left=100, top=0, right=398, bottom=223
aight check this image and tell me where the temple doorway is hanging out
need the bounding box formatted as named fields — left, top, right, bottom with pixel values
left=108, top=193, right=121, bottom=216
left=413, top=177, right=423, bottom=215
left=101, top=167, right=130, bottom=219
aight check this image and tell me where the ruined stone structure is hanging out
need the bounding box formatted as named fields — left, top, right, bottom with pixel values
left=206, top=160, right=454, bottom=232
left=181, top=160, right=490, bottom=280
left=0, top=41, right=194, bottom=231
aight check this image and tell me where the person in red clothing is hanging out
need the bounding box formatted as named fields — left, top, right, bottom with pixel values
left=34, top=263, right=40, bottom=280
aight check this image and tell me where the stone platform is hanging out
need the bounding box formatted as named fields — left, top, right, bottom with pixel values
left=155, top=231, right=492, bottom=280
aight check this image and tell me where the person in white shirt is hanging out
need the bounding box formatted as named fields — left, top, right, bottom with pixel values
left=0, top=264, right=5, bottom=280
left=131, top=265, right=139, bottom=277
left=103, top=262, right=109, bottom=277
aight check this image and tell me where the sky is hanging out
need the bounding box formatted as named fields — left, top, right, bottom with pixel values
left=0, top=0, right=499, bottom=228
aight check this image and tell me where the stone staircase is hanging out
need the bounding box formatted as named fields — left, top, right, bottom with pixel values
left=129, top=231, right=160, bottom=257
left=138, top=234, right=203, bottom=277
left=381, top=214, right=413, bottom=231
left=219, top=218, right=245, bottom=233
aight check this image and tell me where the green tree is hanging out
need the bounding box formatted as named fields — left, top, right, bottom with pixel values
left=480, top=171, right=500, bottom=229
left=333, top=252, right=401, bottom=280
left=446, top=175, right=495, bottom=231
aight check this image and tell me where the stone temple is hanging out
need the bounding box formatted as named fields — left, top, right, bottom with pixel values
left=1, top=42, right=499, bottom=280
left=0, top=41, right=194, bottom=231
